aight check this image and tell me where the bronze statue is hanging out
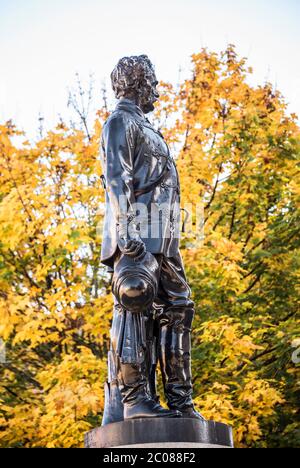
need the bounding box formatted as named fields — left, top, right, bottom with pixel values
left=99, top=55, right=204, bottom=423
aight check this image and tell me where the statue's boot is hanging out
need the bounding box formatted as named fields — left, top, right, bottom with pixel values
left=158, top=307, right=206, bottom=420
left=118, top=307, right=180, bottom=419
left=119, top=361, right=181, bottom=419
left=103, top=304, right=180, bottom=422
left=101, top=349, right=124, bottom=426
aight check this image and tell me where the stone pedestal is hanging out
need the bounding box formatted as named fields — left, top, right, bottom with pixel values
left=84, top=418, right=234, bottom=448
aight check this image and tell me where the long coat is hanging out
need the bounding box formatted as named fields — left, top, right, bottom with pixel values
left=99, top=98, right=181, bottom=268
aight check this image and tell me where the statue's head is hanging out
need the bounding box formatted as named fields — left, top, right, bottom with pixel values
left=111, top=54, right=159, bottom=113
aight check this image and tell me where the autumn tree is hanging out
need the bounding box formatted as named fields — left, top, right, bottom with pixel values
left=0, top=45, right=299, bottom=448
left=171, top=45, right=300, bottom=448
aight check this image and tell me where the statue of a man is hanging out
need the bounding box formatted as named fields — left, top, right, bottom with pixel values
left=99, top=55, right=204, bottom=423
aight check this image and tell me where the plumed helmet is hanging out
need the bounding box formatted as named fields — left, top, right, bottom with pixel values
left=112, top=252, right=159, bottom=313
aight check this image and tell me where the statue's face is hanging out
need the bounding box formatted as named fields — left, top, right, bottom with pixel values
left=139, top=72, right=159, bottom=114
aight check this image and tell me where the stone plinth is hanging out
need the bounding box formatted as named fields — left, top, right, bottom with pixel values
left=84, top=418, right=234, bottom=449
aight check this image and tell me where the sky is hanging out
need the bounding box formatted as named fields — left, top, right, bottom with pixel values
left=0, top=0, right=299, bottom=138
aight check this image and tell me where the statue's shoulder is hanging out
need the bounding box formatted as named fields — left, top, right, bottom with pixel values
left=103, top=108, right=140, bottom=132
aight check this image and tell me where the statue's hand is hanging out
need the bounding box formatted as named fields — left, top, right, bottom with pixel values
left=119, top=237, right=146, bottom=262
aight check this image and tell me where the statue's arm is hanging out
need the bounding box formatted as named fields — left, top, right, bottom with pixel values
left=101, top=114, right=145, bottom=257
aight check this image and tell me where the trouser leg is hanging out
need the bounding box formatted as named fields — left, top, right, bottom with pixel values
left=113, top=304, right=181, bottom=419
left=154, top=251, right=205, bottom=420
left=103, top=249, right=181, bottom=422
left=101, top=302, right=124, bottom=426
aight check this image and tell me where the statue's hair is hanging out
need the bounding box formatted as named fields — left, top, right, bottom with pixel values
left=111, top=55, right=155, bottom=99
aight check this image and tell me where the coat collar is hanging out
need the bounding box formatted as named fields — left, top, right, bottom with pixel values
left=115, top=97, right=145, bottom=119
